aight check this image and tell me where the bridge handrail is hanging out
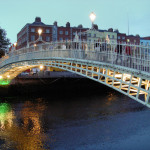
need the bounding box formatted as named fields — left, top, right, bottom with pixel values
left=0, top=40, right=150, bottom=74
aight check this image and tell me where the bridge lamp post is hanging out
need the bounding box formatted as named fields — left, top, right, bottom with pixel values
left=38, top=29, right=42, bottom=41
left=89, top=12, right=96, bottom=29
left=7, top=75, right=10, bottom=78
left=14, top=42, right=17, bottom=50
left=0, top=76, right=2, bottom=80
left=39, top=65, right=44, bottom=70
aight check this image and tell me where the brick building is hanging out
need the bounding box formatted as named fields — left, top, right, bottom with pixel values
left=126, top=35, right=140, bottom=45
left=117, top=33, right=126, bottom=44
left=17, top=17, right=88, bottom=49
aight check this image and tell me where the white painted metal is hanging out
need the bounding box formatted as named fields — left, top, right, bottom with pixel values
left=0, top=41, right=150, bottom=107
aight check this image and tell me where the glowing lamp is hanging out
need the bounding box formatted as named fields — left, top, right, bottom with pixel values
left=89, top=12, right=96, bottom=23
left=7, top=75, right=10, bottom=78
left=14, top=42, right=17, bottom=47
left=39, top=65, right=44, bottom=70
left=38, top=29, right=42, bottom=35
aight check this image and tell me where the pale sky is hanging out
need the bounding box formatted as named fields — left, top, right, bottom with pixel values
left=0, top=0, right=150, bottom=44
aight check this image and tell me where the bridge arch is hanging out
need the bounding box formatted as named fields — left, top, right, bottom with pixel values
left=0, top=57, right=150, bottom=108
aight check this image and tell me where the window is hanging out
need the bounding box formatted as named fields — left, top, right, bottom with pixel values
left=112, top=35, right=114, bottom=39
left=108, top=35, right=110, bottom=38
left=65, top=31, right=68, bottom=35
left=118, top=36, right=120, bottom=39
left=59, top=31, right=63, bottom=34
left=122, top=36, right=125, bottom=40
left=65, top=38, right=68, bottom=41
left=59, top=37, right=63, bottom=41
left=31, top=28, right=35, bottom=32
left=46, top=36, right=50, bottom=42
left=31, top=35, right=35, bottom=41
left=73, top=32, right=76, bottom=35
left=46, top=29, right=50, bottom=33
left=88, top=33, right=91, bottom=37
left=94, top=34, right=96, bottom=37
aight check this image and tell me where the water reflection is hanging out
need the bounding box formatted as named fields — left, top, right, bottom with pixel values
left=0, top=103, right=14, bottom=130
left=0, top=99, right=48, bottom=150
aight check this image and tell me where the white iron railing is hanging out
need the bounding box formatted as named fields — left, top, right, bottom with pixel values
left=0, top=41, right=150, bottom=74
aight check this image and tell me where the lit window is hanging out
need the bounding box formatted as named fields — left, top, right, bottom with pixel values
left=31, top=35, right=35, bottom=41
left=59, top=31, right=63, bottom=34
left=65, top=31, right=68, bottom=35
left=46, top=29, right=50, bottom=33
left=31, top=28, right=35, bottom=32
left=46, top=36, right=50, bottom=42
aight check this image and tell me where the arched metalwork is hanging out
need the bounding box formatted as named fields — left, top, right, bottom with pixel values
left=0, top=41, right=150, bottom=107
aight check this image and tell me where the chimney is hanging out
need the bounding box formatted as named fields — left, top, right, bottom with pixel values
left=54, top=21, right=57, bottom=26
left=108, top=28, right=113, bottom=32
left=66, top=22, right=70, bottom=28
left=35, top=17, right=41, bottom=22
left=93, top=24, right=98, bottom=30
left=78, top=24, right=83, bottom=28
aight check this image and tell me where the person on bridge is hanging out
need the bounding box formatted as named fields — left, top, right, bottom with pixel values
left=115, top=42, right=123, bottom=64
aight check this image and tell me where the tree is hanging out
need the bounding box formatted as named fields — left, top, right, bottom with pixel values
left=0, top=27, right=10, bottom=58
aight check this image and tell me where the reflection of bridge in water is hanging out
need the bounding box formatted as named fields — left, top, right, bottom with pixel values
left=0, top=41, right=150, bottom=107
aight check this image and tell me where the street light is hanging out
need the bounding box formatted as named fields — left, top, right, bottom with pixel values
left=0, top=76, right=3, bottom=79
left=38, top=29, right=42, bottom=35
left=89, top=12, right=96, bottom=29
left=14, top=42, right=17, bottom=50
left=7, top=75, right=10, bottom=78
left=38, top=29, right=42, bottom=41
left=39, top=65, right=44, bottom=70
left=14, top=42, right=17, bottom=47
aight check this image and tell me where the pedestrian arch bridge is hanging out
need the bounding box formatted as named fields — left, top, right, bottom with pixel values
left=0, top=41, right=150, bottom=107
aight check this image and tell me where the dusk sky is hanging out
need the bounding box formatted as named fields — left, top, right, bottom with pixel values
left=0, top=0, right=150, bottom=44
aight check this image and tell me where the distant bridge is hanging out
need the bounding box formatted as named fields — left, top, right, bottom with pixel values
left=0, top=41, right=150, bottom=107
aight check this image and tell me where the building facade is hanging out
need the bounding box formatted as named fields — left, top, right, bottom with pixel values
left=140, top=38, right=150, bottom=46
left=117, top=33, right=126, bottom=44
left=126, top=35, right=140, bottom=45
left=17, top=17, right=88, bottom=49
left=103, top=28, right=117, bottom=44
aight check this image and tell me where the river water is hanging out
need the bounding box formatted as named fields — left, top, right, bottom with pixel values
left=0, top=79, right=150, bottom=150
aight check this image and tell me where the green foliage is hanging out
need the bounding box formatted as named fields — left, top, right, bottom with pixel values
left=0, top=27, right=10, bottom=58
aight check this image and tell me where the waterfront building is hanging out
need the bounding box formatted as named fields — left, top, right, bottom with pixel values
left=140, top=38, right=150, bottom=46
left=117, top=32, right=126, bottom=44
left=126, top=35, right=140, bottom=45
left=85, top=29, right=105, bottom=43
left=140, top=37, right=150, bottom=46
left=103, top=28, right=117, bottom=44
left=17, top=17, right=88, bottom=49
